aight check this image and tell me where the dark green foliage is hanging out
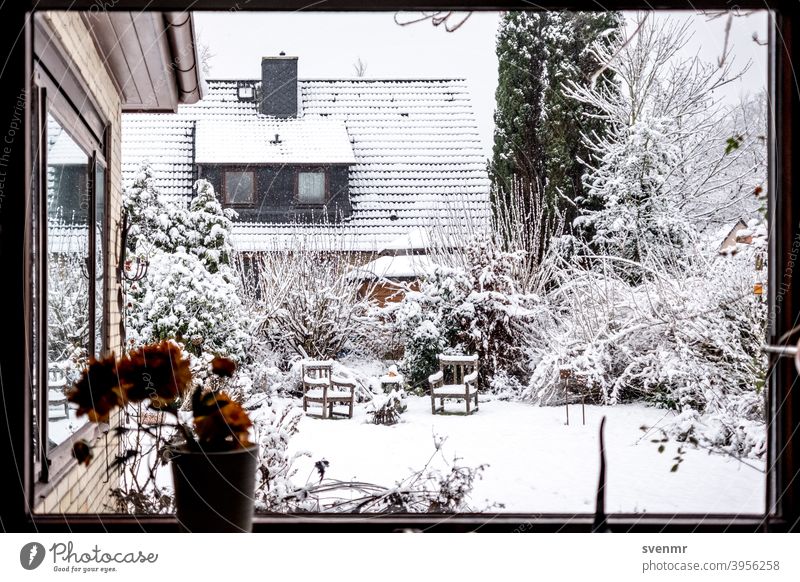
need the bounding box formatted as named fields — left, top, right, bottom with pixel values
left=491, top=11, right=622, bottom=230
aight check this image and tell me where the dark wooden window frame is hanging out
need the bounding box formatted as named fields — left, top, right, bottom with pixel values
left=294, top=167, right=329, bottom=207
left=222, top=167, right=257, bottom=206
left=1, top=1, right=798, bottom=532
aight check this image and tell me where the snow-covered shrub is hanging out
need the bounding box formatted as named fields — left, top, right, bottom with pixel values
left=669, top=390, right=766, bottom=460
left=394, top=235, right=543, bottom=392
left=253, top=404, right=312, bottom=512
left=126, top=250, right=251, bottom=362
left=367, top=388, right=407, bottom=425
left=124, top=166, right=252, bottom=366
left=47, top=250, right=90, bottom=385
left=236, top=233, right=380, bottom=365
left=525, top=241, right=767, bottom=417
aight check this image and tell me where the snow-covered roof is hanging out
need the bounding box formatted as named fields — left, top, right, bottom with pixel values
left=194, top=117, right=355, bottom=165
left=379, top=228, right=432, bottom=254
left=48, top=118, right=87, bottom=165
left=350, top=254, right=438, bottom=280
left=122, top=78, right=491, bottom=251
left=47, top=225, right=90, bottom=254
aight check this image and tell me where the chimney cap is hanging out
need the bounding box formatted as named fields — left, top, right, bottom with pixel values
left=262, top=54, right=298, bottom=60
left=279, top=51, right=286, bottom=56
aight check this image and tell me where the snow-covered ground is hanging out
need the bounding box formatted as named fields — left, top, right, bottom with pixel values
left=277, top=395, right=765, bottom=514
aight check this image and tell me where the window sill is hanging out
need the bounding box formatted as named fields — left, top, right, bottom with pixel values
left=32, top=421, right=102, bottom=506
left=25, top=512, right=777, bottom=532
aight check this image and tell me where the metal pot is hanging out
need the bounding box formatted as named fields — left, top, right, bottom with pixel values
left=170, top=444, right=259, bottom=532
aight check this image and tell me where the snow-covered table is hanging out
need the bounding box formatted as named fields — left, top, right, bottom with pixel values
left=379, top=365, right=404, bottom=394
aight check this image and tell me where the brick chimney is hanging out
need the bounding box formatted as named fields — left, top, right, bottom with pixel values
left=261, top=53, right=298, bottom=117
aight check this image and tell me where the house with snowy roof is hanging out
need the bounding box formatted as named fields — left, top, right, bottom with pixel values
left=121, top=54, right=491, bottom=256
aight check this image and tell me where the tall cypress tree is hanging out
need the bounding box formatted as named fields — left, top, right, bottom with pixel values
left=492, top=12, right=550, bottom=205
left=492, top=11, right=622, bottom=233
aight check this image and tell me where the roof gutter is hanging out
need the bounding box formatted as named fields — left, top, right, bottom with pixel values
left=163, top=12, right=204, bottom=105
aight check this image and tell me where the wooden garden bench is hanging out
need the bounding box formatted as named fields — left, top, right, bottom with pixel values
left=302, top=360, right=355, bottom=419
left=428, top=354, right=479, bottom=415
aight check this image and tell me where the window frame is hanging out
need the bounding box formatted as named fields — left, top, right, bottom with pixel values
left=294, top=167, right=328, bottom=206
left=222, top=168, right=256, bottom=206
left=0, top=0, right=796, bottom=533
left=30, top=15, right=110, bottom=490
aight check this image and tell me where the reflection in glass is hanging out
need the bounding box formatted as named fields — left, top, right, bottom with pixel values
left=95, top=163, right=105, bottom=355
left=46, top=113, right=90, bottom=449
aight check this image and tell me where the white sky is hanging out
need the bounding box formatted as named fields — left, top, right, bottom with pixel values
left=195, top=10, right=769, bottom=162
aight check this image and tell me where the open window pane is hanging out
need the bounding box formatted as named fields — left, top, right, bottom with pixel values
left=225, top=170, right=254, bottom=204
left=46, top=113, right=90, bottom=449
left=297, top=171, right=325, bottom=204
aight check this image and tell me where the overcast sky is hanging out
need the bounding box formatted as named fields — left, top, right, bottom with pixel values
left=195, top=10, right=769, bottom=161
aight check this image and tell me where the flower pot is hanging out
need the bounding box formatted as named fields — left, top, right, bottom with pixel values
left=170, top=444, right=259, bottom=532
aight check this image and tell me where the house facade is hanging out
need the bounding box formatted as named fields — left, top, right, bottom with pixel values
left=122, top=55, right=491, bottom=254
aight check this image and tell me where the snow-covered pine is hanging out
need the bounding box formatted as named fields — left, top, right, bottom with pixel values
left=123, top=165, right=251, bottom=365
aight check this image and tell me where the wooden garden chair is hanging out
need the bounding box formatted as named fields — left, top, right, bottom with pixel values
left=328, top=376, right=356, bottom=419
left=48, top=365, right=69, bottom=419
left=428, top=354, right=479, bottom=415
left=301, top=360, right=355, bottom=419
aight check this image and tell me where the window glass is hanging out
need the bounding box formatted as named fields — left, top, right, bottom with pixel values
left=94, top=163, right=106, bottom=355
left=297, top=171, right=325, bottom=204
left=46, top=113, right=91, bottom=449
left=225, top=170, right=255, bottom=204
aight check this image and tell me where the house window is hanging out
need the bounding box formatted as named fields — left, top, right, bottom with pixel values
left=29, top=11, right=112, bottom=485
left=224, top=170, right=255, bottom=205
left=33, top=89, right=108, bottom=483
left=297, top=170, right=326, bottom=204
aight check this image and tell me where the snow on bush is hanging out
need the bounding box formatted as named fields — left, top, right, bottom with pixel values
left=253, top=404, right=312, bottom=512
left=236, top=232, right=381, bottom=365
left=522, top=237, right=767, bottom=459
left=393, top=235, right=545, bottom=393
left=126, top=250, right=250, bottom=362
left=47, top=249, right=90, bottom=385
left=367, top=388, right=407, bottom=425
left=124, top=165, right=252, bottom=366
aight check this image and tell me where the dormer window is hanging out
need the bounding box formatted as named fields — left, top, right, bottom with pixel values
left=237, top=85, right=254, bottom=100
left=297, top=170, right=326, bottom=205
left=223, top=170, right=255, bottom=205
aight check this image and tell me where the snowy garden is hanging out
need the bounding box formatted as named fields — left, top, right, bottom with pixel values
left=51, top=14, right=769, bottom=514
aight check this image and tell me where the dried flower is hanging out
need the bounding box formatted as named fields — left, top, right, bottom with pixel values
left=210, top=356, right=236, bottom=378
left=72, top=439, right=93, bottom=466
left=69, top=341, right=251, bottom=465
left=67, top=354, right=123, bottom=422
left=193, top=391, right=253, bottom=450
left=118, top=341, right=192, bottom=407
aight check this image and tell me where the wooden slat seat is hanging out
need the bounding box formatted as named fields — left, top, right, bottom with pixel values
left=428, top=354, right=479, bottom=415
left=301, top=361, right=354, bottom=419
